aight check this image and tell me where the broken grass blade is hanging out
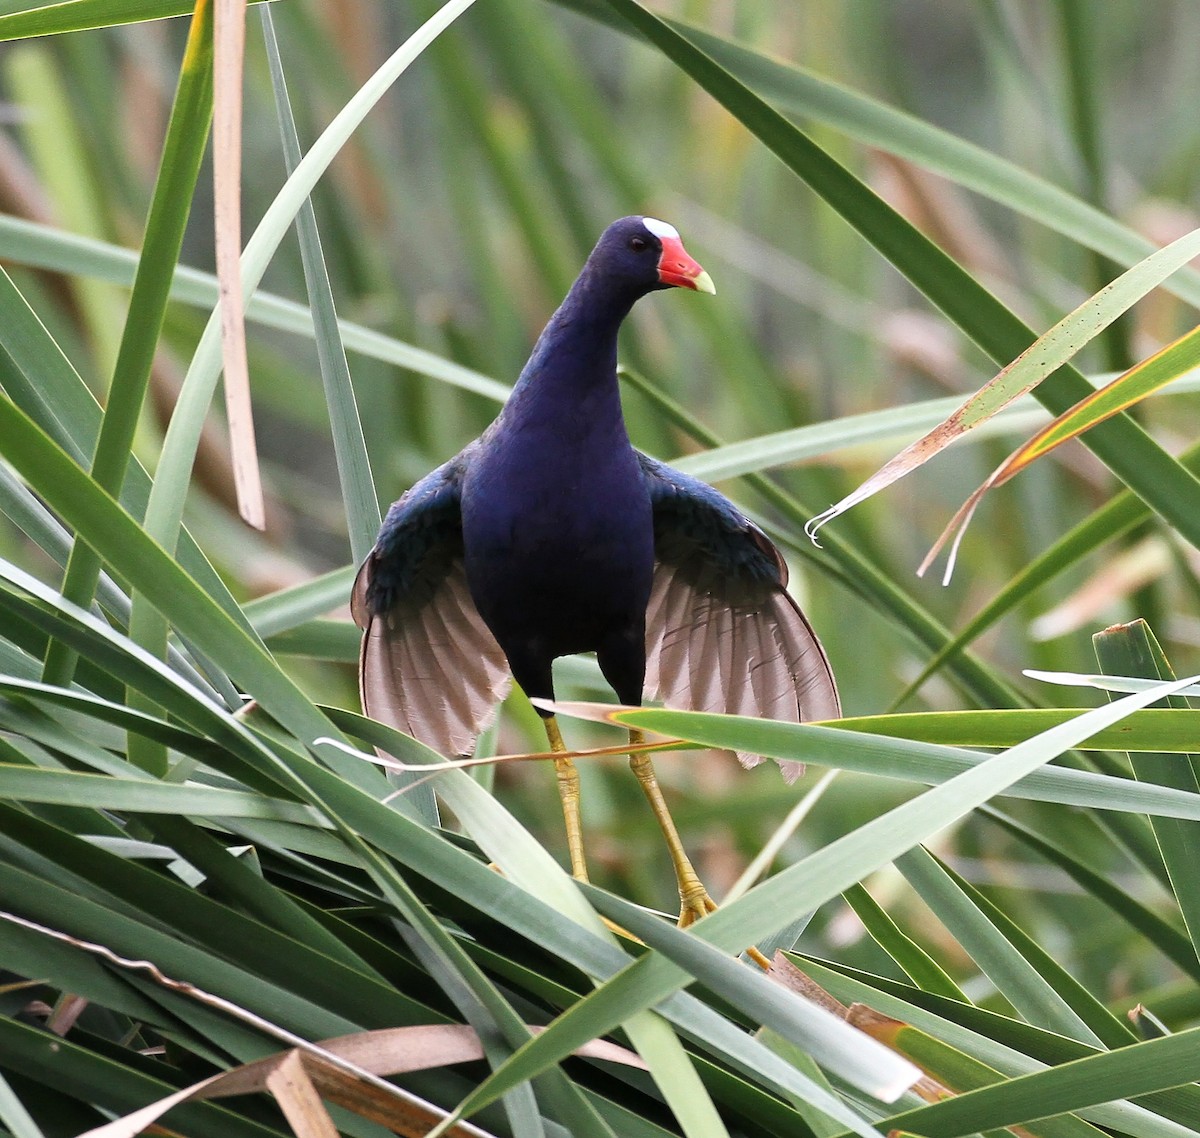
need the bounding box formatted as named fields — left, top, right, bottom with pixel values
left=806, top=224, right=1200, bottom=543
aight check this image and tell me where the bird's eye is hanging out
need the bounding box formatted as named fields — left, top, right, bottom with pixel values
left=629, top=236, right=649, bottom=253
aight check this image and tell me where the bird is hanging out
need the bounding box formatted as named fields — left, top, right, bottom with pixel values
left=352, top=216, right=839, bottom=927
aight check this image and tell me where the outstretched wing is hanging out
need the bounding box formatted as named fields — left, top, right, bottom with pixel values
left=638, top=453, right=839, bottom=779
left=353, top=449, right=510, bottom=757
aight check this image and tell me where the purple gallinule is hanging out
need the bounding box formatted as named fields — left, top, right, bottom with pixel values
left=353, top=216, right=839, bottom=926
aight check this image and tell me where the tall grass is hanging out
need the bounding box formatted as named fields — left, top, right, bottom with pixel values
left=1, top=3, right=1199, bottom=1136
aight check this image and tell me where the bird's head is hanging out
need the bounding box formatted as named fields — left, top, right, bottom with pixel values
left=590, top=216, right=716, bottom=297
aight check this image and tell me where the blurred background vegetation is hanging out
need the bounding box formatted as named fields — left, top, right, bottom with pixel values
left=4, top=1, right=1200, bottom=1135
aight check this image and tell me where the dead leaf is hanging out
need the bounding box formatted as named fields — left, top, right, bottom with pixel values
left=214, top=0, right=264, bottom=530
left=265, top=1051, right=340, bottom=1138
left=76, top=1024, right=648, bottom=1138
left=921, top=321, right=1200, bottom=583
left=768, top=956, right=951, bottom=1104
left=805, top=226, right=1200, bottom=547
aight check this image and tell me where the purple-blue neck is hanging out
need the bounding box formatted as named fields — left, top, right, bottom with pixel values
left=507, top=266, right=647, bottom=411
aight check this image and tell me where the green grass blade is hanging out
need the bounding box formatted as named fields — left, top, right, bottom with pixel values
left=0, top=214, right=511, bottom=402
left=672, top=392, right=1053, bottom=483
left=0, top=2, right=258, bottom=39
left=261, top=6, right=380, bottom=565
left=1094, top=622, right=1200, bottom=964
left=242, top=566, right=357, bottom=636
left=575, top=705, right=1200, bottom=820
left=897, top=846, right=1132, bottom=1048
left=884, top=1026, right=1200, bottom=1138
left=983, top=808, right=1200, bottom=981
left=865, top=1017, right=1108, bottom=1138
left=42, top=0, right=214, bottom=698
left=0, top=764, right=316, bottom=827
left=832, top=708, right=1199, bottom=752
left=842, top=882, right=966, bottom=1000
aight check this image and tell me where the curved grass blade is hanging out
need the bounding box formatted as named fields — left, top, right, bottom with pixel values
left=0, top=676, right=222, bottom=759
left=261, top=6, right=380, bottom=564
left=1027, top=670, right=1200, bottom=698
left=925, top=324, right=1200, bottom=583
left=999, top=326, right=1200, bottom=476
left=129, top=0, right=482, bottom=713
left=142, top=0, right=481, bottom=558
left=809, top=226, right=1200, bottom=541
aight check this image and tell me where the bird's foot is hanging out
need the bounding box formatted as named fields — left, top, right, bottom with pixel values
left=678, top=884, right=772, bottom=971
left=677, top=884, right=718, bottom=928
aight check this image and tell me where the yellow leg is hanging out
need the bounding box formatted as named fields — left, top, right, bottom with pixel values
left=545, top=715, right=589, bottom=882
left=627, top=728, right=773, bottom=971
left=627, top=728, right=716, bottom=926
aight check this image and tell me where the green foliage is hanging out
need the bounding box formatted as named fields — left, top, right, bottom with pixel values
left=1, top=2, right=1200, bottom=1136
